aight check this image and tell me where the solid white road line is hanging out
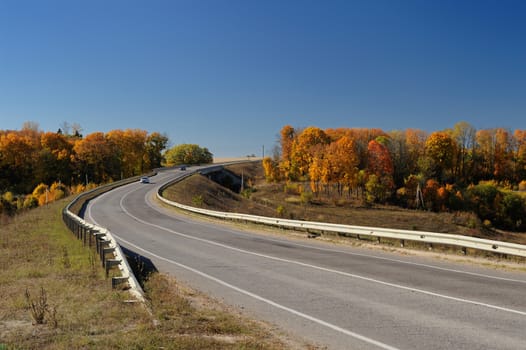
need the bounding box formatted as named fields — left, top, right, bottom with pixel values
left=144, top=181, right=526, bottom=285
left=86, top=181, right=526, bottom=350
left=114, top=234, right=401, bottom=350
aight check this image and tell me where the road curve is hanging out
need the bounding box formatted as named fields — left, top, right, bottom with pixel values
left=85, top=168, right=526, bottom=350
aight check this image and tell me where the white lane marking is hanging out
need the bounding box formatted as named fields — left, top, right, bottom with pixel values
left=144, top=185, right=526, bottom=285
left=112, top=234, right=400, bottom=350
left=109, top=188, right=526, bottom=317
left=86, top=180, right=400, bottom=349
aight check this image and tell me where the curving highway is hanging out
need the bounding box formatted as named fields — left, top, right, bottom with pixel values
left=85, top=168, right=526, bottom=350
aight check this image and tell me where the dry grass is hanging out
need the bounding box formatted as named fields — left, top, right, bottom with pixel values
left=0, top=198, right=295, bottom=349
left=162, top=162, right=526, bottom=246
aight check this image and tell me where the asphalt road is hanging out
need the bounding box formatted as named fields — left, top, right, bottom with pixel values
left=86, top=168, right=526, bottom=350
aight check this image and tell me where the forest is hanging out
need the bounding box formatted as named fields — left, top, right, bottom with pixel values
left=262, top=122, right=526, bottom=231
left=0, top=123, right=168, bottom=216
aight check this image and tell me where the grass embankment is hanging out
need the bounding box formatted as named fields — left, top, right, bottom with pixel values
left=162, top=162, right=526, bottom=246
left=0, top=199, right=290, bottom=349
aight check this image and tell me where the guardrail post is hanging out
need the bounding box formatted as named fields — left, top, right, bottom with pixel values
left=461, top=247, right=467, bottom=255
left=400, top=240, right=405, bottom=248
left=81, top=226, right=86, bottom=244
left=95, top=234, right=106, bottom=253
left=98, top=240, right=110, bottom=260
left=105, top=259, right=121, bottom=277
left=111, top=276, right=129, bottom=289
left=102, top=247, right=116, bottom=268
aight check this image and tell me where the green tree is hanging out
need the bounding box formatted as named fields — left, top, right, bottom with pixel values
left=497, top=193, right=525, bottom=231
left=164, top=144, right=213, bottom=165
left=145, top=132, right=169, bottom=169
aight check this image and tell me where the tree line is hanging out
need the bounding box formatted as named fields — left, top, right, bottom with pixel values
left=0, top=123, right=168, bottom=216
left=262, top=122, right=526, bottom=231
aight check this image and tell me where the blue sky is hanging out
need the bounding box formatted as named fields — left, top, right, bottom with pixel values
left=1, top=0, right=525, bottom=157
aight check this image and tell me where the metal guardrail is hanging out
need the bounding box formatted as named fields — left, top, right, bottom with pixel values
left=158, top=169, right=526, bottom=260
left=63, top=177, right=147, bottom=302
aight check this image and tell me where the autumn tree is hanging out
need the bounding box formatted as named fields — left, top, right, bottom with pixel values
left=262, top=157, right=280, bottom=182
left=405, top=128, right=428, bottom=177
left=107, top=129, right=149, bottom=178
left=39, top=131, right=74, bottom=185
left=514, top=130, right=526, bottom=181
left=278, top=125, right=297, bottom=180
left=0, top=131, right=40, bottom=193
left=425, top=131, right=456, bottom=182
left=368, top=139, right=394, bottom=185
left=452, top=121, right=476, bottom=183
left=474, top=129, right=496, bottom=181
left=326, top=136, right=359, bottom=197
left=493, top=128, right=513, bottom=181
left=289, top=127, right=330, bottom=180
left=73, top=132, right=118, bottom=183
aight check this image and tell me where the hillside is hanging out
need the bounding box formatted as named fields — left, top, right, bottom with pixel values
left=162, top=162, right=526, bottom=246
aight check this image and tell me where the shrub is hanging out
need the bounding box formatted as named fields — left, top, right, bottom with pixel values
left=300, top=191, right=313, bottom=205
left=32, top=183, right=49, bottom=198
left=2, top=191, right=14, bottom=202
left=240, top=188, right=253, bottom=199
left=497, top=192, right=526, bottom=230
left=50, top=181, right=68, bottom=197
left=23, top=195, right=38, bottom=209
left=53, top=189, right=65, bottom=201
left=465, top=183, right=500, bottom=222
left=365, top=174, right=392, bottom=203
left=72, top=183, right=86, bottom=194
left=276, top=205, right=285, bottom=217
left=192, top=195, right=204, bottom=207
left=284, top=183, right=300, bottom=194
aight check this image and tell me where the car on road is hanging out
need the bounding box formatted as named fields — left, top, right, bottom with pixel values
left=139, top=176, right=150, bottom=184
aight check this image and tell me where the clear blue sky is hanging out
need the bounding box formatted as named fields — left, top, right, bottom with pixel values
left=1, top=0, right=525, bottom=157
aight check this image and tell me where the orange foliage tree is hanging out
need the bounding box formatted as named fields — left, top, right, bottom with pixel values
left=425, top=131, right=456, bottom=182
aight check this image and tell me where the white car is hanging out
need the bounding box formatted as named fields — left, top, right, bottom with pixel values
left=139, top=176, right=150, bottom=184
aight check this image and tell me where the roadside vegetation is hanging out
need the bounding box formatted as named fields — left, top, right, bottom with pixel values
left=162, top=162, right=526, bottom=246
left=261, top=123, right=526, bottom=232
left=0, top=122, right=212, bottom=221
left=163, top=143, right=214, bottom=166
left=0, top=198, right=294, bottom=349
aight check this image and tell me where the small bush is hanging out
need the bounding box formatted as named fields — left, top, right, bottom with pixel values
left=300, top=191, right=313, bottom=205
left=192, top=195, right=204, bottom=207
left=23, top=195, right=38, bottom=209
left=240, top=188, right=253, bottom=199
left=284, top=183, right=300, bottom=194
left=25, top=287, right=48, bottom=325
left=276, top=205, right=285, bottom=217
